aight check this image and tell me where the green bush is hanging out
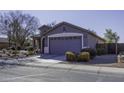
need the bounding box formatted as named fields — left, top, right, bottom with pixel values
left=2, top=49, right=7, bottom=54
left=8, top=50, right=13, bottom=54
left=81, top=48, right=96, bottom=59
left=17, top=46, right=21, bottom=50
left=26, top=46, right=35, bottom=56
left=65, top=51, right=77, bottom=61
left=10, top=46, right=16, bottom=50
left=12, top=50, right=19, bottom=55
left=27, top=51, right=34, bottom=55
left=77, top=52, right=90, bottom=62
left=96, top=48, right=107, bottom=56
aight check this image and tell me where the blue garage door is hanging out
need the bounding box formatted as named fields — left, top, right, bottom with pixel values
left=49, top=36, right=82, bottom=54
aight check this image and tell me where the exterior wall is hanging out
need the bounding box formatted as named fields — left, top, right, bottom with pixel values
left=47, top=24, right=85, bottom=35
left=44, top=36, right=48, bottom=46
left=0, top=43, right=9, bottom=49
left=87, top=34, right=105, bottom=49
left=41, top=23, right=105, bottom=53
left=87, top=34, right=97, bottom=49
left=33, top=37, right=41, bottom=49
left=83, top=33, right=88, bottom=47
left=44, top=24, right=88, bottom=47
left=97, top=39, right=105, bottom=43
left=44, top=36, right=49, bottom=53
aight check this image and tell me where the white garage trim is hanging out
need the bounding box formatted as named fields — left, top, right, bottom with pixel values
left=46, top=32, right=83, bottom=54
left=48, top=32, right=83, bottom=38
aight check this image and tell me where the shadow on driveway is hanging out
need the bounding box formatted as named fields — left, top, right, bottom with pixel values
left=38, top=54, right=66, bottom=61
left=39, top=54, right=62, bottom=59
left=89, top=55, right=117, bottom=64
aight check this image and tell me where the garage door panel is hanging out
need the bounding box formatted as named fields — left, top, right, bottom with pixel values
left=49, top=36, right=82, bottom=54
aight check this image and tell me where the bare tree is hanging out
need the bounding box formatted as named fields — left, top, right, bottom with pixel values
left=46, top=21, right=56, bottom=27
left=0, top=11, right=39, bottom=49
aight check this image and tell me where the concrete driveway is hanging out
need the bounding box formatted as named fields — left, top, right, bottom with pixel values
left=29, top=55, right=66, bottom=63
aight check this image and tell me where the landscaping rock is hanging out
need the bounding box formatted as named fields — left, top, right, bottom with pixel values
left=118, top=55, right=124, bottom=63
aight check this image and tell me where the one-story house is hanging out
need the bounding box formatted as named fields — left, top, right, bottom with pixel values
left=0, top=37, right=9, bottom=49
left=32, top=22, right=105, bottom=54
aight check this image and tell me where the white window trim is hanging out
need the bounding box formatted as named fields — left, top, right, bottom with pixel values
left=45, top=32, right=84, bottom=54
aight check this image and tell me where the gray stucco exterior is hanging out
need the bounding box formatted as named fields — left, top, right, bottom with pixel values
left=37, top=22, right=105, bottom=54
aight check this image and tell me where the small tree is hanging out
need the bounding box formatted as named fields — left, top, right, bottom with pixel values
left=104, top=29, right=120, bottom=54
left=104, top=29, right=114, bottom=43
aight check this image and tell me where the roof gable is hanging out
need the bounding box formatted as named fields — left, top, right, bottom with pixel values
left=42, top=21, right=105, bottom=42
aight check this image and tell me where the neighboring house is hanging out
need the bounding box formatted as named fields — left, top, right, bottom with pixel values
left=32, top=22, right=105, bottom=54
left=0, top=37, right=9, bottom=49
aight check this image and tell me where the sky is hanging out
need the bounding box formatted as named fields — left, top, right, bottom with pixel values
left=1, top=10, right=124, bottom=42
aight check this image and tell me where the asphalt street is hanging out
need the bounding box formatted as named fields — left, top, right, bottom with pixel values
left=0, top=65, right=124, bottom=82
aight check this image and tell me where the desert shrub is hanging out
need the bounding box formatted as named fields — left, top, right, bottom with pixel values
left=96, top=48, right=107, bottom=56
left=65, top=51, right=77, bottom=61
left=80, top=48, right=96, bottom=59
left=34, top=48, right=40, bottom=54
left=26, top=46, right=35, bottom=56
left=2, top=49, right=6, bottom=54
left=27, top=51, right=34, bottom=55
left=8, top=49, right=13, bottom=54
left=77, top=52, right=90, bottom=62
left=27, top=46, right=34, bottom=51
left=12, top=50, right=19, bottom=55
left=23, top=52, right=29, bottom=57
left=10, top=46, right=16, bottom=50
left=17, top=46, right=21, bottom=50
